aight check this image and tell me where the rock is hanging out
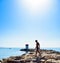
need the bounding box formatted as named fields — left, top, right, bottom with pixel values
left=1, top=49, right=60, bottom=63
left=55, top=56, right=60, bottom=60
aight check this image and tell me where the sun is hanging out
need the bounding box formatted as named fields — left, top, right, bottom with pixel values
left=20, top=0, right=52, bottom=15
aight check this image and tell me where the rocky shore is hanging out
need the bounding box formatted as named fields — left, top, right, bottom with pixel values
left=0, top=49, right=60, bottom=63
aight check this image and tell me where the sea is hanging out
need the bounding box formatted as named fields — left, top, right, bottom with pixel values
left=0, top=47, right=60, bottom=60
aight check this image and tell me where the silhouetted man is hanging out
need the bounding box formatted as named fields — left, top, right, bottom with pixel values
left=35, top=40, right=40, bottom=56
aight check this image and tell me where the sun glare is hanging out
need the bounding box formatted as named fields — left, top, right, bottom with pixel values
left=20, top=0, right=52, bottom=15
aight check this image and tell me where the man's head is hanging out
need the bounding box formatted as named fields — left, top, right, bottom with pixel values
left=35, top=40, right=38, bottom=42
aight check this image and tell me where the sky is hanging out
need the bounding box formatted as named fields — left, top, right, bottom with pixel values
left=0, top=0, right=60, bottom=48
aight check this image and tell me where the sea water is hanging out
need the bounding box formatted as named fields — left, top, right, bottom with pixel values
left=0, top=47, right=60, bottom=60
left=41, top=48, right=60, bottom=52
left=0, top=48, right=25, bottom=60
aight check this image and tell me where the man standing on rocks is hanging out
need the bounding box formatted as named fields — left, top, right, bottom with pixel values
left=35, top=40, right=41, bottom=56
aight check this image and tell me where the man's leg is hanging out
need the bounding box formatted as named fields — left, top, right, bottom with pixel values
left=35, top=50, right=38, bottom=56
left=38, top=50, right=41, bottom=56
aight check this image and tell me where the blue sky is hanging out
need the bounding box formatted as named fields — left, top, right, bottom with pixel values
left=0, top=0, right=60, bottom=48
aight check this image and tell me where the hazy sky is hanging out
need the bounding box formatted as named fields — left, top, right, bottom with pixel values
left=0, top=0, right=60, bottom=48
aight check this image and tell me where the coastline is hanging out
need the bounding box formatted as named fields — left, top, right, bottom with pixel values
left=0, top=49, right=60, bottom=63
